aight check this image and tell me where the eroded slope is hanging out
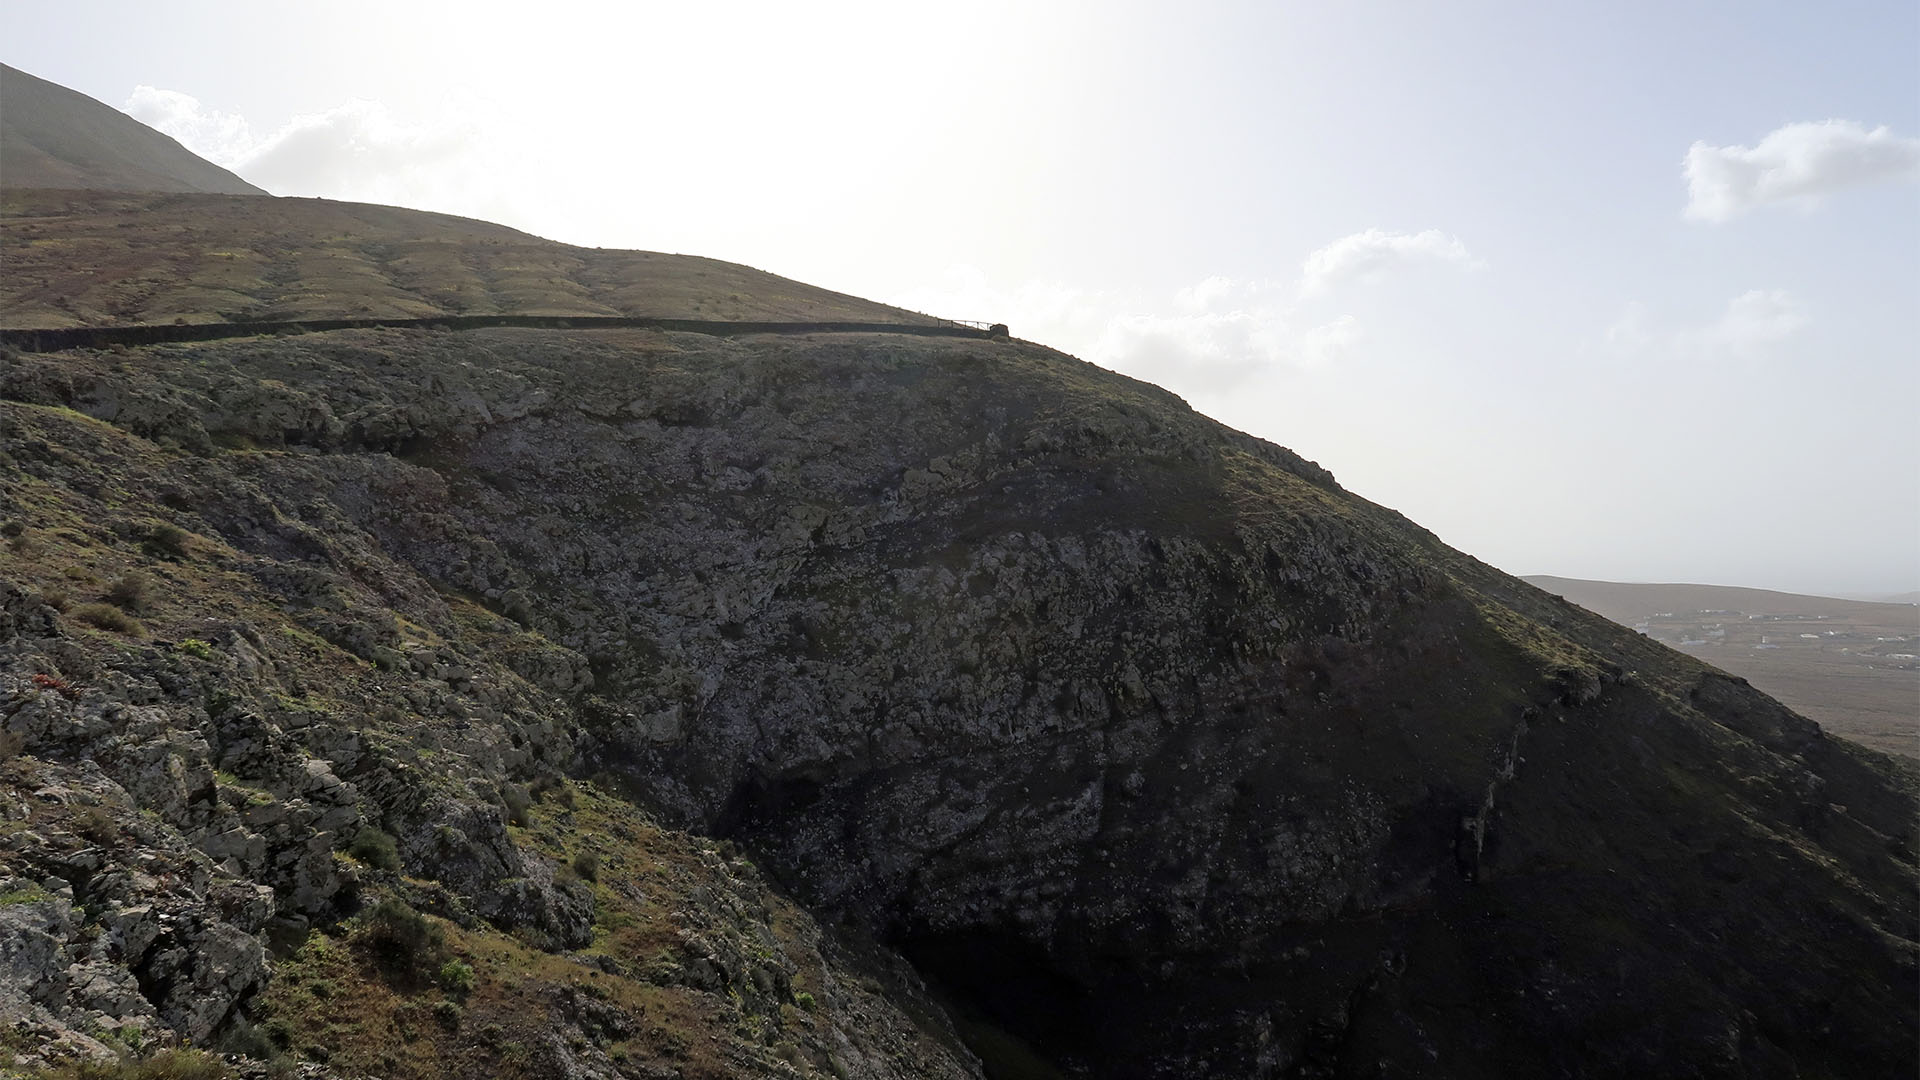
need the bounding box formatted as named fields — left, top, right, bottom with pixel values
left=2, top=326, right=1913, bottom=1078
left=0, top=366, right=979, bottom=1078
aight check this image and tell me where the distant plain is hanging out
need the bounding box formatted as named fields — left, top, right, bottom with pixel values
left=1528, top=576, right=1918, bottom=758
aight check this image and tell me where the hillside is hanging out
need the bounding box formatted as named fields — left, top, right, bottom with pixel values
left=1528, top=576, right=1918, bottom=758
left=3, top=321, right=1915, bottom=1078
left=1, top=71, right=1916, bottom=1080
left=0, top=63, right=266, bottom=196
left=0, top=188, right=943, bottom=329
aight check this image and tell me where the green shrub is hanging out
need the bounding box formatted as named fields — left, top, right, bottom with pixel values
left=142, top=523, right=193, bottom=558
left=793, top=990, right=816, bottom=1010
left=358, top=896, right=447, bottom=975
left=571, top=851, right=600, bottom=882
left=106, top=572, right=153, bottom=611
left=437, top=958, right=476, bottom=996
left=176, top=638, right=215, bottom=660
left=216, top=1019, right=276, bottom=1061
left=500, top=783, right=532, bottom=826
left=346, top=827, right=401, bottom=872
left=71, top=602, right=145, bottom=636
left=73, top=804, right=119, bottom=844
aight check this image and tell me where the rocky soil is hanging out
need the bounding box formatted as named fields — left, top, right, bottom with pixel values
left=2, top=325, right=1914, bottom=1078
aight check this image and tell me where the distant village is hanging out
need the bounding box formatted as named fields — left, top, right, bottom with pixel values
left=1632, top=609, right=1919, bottom=669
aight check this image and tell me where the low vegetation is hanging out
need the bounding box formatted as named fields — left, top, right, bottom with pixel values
left=39, top=1050, right=233, bottom=1080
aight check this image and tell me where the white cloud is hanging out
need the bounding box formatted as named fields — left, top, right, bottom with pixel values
left=123, top=87, right=489, bottom=210
left=1599, top=289, right=1807, bottom=361
left=1299, top=228, right=1479, bottom=295
left=890, top=268, right=1363, bottom=396
left=235, top=100, right=476, bottom=199
left=1683, top=120, right=1920, bottom=223
left=1698, top=289, right=1808, bottom=351
left=126, top=86, right=254, bottom=162
left=1173, top=275, right=1236, bottom=313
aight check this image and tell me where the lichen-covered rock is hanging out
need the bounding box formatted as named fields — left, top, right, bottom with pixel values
left=2, top=326, right=1914, bottom=1078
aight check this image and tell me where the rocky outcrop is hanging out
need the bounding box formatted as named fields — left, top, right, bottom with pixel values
left=2, top=326, right=1914, bottom=1078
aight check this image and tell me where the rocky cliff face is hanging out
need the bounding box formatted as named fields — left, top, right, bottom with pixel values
left=2, top=325, right=1915, bottom=1078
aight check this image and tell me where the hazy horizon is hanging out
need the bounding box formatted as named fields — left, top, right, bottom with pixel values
left=6, top=1, right=1916, bottom=596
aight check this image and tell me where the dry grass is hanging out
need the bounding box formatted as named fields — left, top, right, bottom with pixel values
left=70, top=602, right=144, bottom=636
left=39, top=1050, right=233, bottom=1080
left=0, top=189, right=946, bottom=329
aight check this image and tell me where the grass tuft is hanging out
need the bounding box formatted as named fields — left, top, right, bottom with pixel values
left=71, top=602, right=145, bottom=636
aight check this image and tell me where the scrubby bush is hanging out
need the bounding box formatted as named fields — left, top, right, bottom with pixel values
left=73, top=804, right=119, bottom=844
left=500, top=783, right=533, bottom=826
left=571, top=851, right=601, bottom=882
left=142, top=523, right=192, bottom=558
left=346, top=827, right=401, bottom=872
left=71, top=602, right=145, bottom=636
left=176, top=638, right=215, bottom=660
left=358, top=896, right=447, bottom=975
left=436, top=959, right=475, bottom=997
left=106, top=572, right=153, bottom=611
left=141, top=518, right=193, bottom=553
left=216, top=1019, right=277, bottom=1062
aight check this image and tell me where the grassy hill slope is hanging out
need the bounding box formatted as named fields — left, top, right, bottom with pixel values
left=0, top=63, right=266, bottom=196
left=0, top=189, right=946, bottom=329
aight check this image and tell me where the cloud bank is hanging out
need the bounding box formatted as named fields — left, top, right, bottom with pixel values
left=1602, top=289, right=1808, bottom=361
left=1683, top=120, right=1920, bottom=222
left=1698, top=288, right=1808, bottom=351
left=125, top=87, right=484, bottom=208
left=1299, top=228, right=1479, bottom=294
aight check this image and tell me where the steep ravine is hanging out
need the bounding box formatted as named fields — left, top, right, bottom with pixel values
left=2, top=326, right=1914, bottom=1078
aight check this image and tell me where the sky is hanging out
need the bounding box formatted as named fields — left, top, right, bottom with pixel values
left=8, top=0, right=1918, bottom=596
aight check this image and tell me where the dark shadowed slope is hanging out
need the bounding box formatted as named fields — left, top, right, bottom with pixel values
left=0, top=63, right=267, bottom=195
left=4, top=326, right=1914, bottom=1078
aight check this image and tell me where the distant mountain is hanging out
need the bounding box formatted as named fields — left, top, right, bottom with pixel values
left=1522, top=576, right=1914, bottom=625
left=0, top=62, right=266, bottom=195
